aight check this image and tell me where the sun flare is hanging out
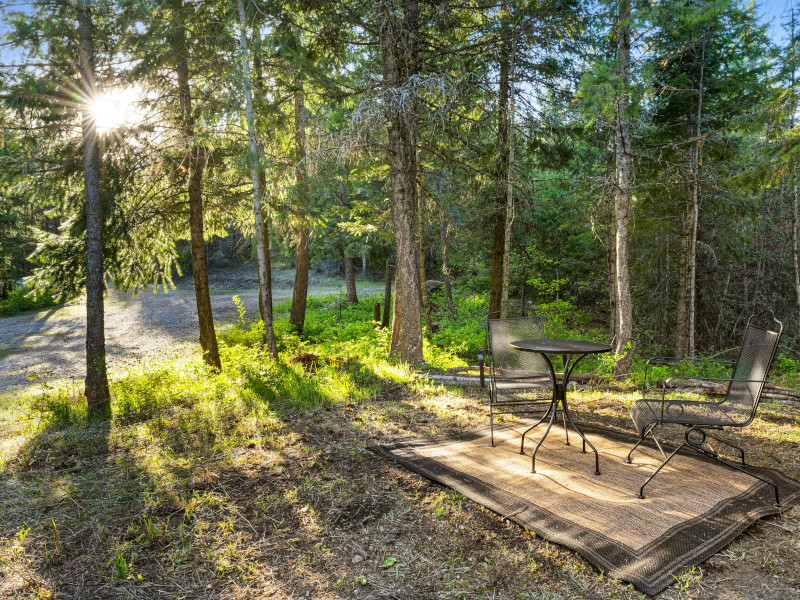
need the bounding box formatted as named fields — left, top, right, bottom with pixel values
left=89, top=88, right=143, bottom=133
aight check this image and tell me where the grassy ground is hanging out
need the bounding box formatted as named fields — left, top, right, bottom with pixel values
left=1, top=295, right=799, bottom=599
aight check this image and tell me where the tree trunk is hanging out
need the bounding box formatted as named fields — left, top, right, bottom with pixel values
left=341, top=182, right=358, bottom=303
left=237, top=0, right=277, bottom=357
left=344, top=254, right=358, bottom=303
left=77, top=2, right=111, bottom=417
left=489, top=21, right=511, bottom=316
left=686, top=37, right=705, bottom=358
left=675, top=198, right=690, bottom=358
left=790, top=10, right=800, bottom=338
left=613, top=0, right=634, bottom=377
left=439, top=204, right=454, bottom=314
left=382, top=258, right=392, bottom=328
left=175, top=0, right=220, bottom=370
left=290, top=86, right=310, bottom=332
left=500, top=30, right=516, bottom=319
left=254, top=35, right=274, bottom=329
left=380, top=0, right=423, bottom=364
left=792, top=179, right=800, bottom=334
left=417, top=185, right=432, bottom=333
left=607, top=217, right=617, bottom=342
left=258, top=173, right=274, bottom=327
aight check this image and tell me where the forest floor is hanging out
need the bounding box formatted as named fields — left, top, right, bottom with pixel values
left=0, top=265, right=383, bottom=394
left=1, top=369, right=799, bottom=600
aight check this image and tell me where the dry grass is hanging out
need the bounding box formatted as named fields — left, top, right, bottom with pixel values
left=1, top=363, right=799, bottom=599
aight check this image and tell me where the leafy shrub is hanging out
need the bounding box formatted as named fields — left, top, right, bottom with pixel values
left=0, top=286, right=59, bottom=316
left=772, top=353, right=800, bottom=377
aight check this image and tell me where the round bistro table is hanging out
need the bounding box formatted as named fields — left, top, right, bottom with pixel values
left=509, top=339, right=612, bottom=475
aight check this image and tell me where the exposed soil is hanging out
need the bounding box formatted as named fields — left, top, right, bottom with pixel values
left=0, top=265, right=382, bottom=394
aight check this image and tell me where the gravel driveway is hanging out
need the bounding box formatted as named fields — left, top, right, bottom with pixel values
left=0, top=267, right=382, bottom=394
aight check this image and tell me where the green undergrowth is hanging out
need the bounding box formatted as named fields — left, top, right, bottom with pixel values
left=223, top=292, right=470, bottom=372
left=0, top=285, right=59, bottom=316
left=3, top=293, right=447, bottom=475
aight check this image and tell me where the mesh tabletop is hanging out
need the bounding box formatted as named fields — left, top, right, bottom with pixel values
left=510, top=339, right=612, bottom=355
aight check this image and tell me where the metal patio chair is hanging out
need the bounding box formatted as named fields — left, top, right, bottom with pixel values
left=478, top=309, right=555, bottom=446
left=626, top=312, right=783, bottom=505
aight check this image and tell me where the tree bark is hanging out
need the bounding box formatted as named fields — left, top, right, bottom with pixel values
left=77, top=2, right=111, bottom=416
left=500, top=34, right=516, bottom=319
left=257, top=173, right=274, bottom=327
left=344, top=255, right=358, bottom=303
left=439, top=203, right=454, bottom=314
left=174, top=0, right=220, bottom=370
left=613, top=0, right=634, bottom=376
left=675, top=197, right=690, bottom=358
left=686, top=36, right=705, bottom=358
left=607, top=213, right=618, bottom=342
left=380, top=0, right=424, bottom=364
left=290, top=86, right=310, bottom=332
left=253, top=34, right=274, bottom=329
left=341, top=182, right=358, bottom=303
left=382, top=258, right=392, bottom=328
left=789, top=10, right=800, bottom=337
left=792, top=175, right=800, bottom=334
left=237, top=0, right=277, bottom=357
left=417, top=185, right=432, bottom=333
left=489, top=19, right=511, bottom=316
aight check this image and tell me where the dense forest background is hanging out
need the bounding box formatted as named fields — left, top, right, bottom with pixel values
left=1, top=0, right=799, bottom=378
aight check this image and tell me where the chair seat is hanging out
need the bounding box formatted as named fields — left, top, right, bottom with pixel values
left=630, top=398, right=746, bottom=436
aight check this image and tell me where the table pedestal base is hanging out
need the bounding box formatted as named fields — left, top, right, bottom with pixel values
left=520, top=383, right=600, bottom=475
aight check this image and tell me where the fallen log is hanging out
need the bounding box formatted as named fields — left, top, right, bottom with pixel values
left=444, top=366, right=603, bottom=384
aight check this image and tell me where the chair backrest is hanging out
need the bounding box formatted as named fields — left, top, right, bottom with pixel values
left=486, top=311, right=548, bottom=378
left=723, top=312, right=782, bottom=426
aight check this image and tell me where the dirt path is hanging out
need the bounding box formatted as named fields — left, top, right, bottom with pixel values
left=0, top=267, right=382, bottom=394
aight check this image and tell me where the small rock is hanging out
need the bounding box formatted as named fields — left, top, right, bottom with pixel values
left=352, top=555, right=364, bottom=564
left=425, top=279, right=444, bottom=294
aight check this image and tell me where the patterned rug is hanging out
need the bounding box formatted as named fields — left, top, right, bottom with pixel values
left=372, top=420, right=800, bottom=595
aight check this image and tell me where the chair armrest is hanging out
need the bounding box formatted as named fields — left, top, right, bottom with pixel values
left=478, top=350, right=488, bottom=388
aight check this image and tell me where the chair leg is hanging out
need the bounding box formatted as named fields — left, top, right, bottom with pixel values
left=638, top=443, right=685, bottom=499
left=562, top=407, right=570, bottom=446
left=706, top=432, right=746, bottom=466
left=490, top=407, right=495, bottom=447
left=627, top=424, right=657, bottom=464
left=689, top=440, right=780, bottom=507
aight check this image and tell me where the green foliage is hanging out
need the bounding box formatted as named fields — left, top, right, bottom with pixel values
left=429, top=293, right=487, bottom=358
left=627, top=357, right=733, bottom=388
left=772, top=354, right=800, bottom=378
left=0, top=285, right=59, bottom=316
left=112, top=550, right=130, bottom=580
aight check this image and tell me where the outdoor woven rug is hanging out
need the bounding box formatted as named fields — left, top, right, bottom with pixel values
left=372, top=420, right=800, bottom=595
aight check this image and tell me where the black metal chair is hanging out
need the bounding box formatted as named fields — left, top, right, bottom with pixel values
left=627, top=312, right=783, bottom=505
left=478, top=310, right=555, bottom=446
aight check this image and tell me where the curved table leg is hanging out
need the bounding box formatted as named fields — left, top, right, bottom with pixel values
left=562, top=391, right=600, bottom=475
left=562, top=352, right=600, bottom=475
left=531, top=395, right=559, bottom=473
left=520, top=399, right=556, bottom=454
